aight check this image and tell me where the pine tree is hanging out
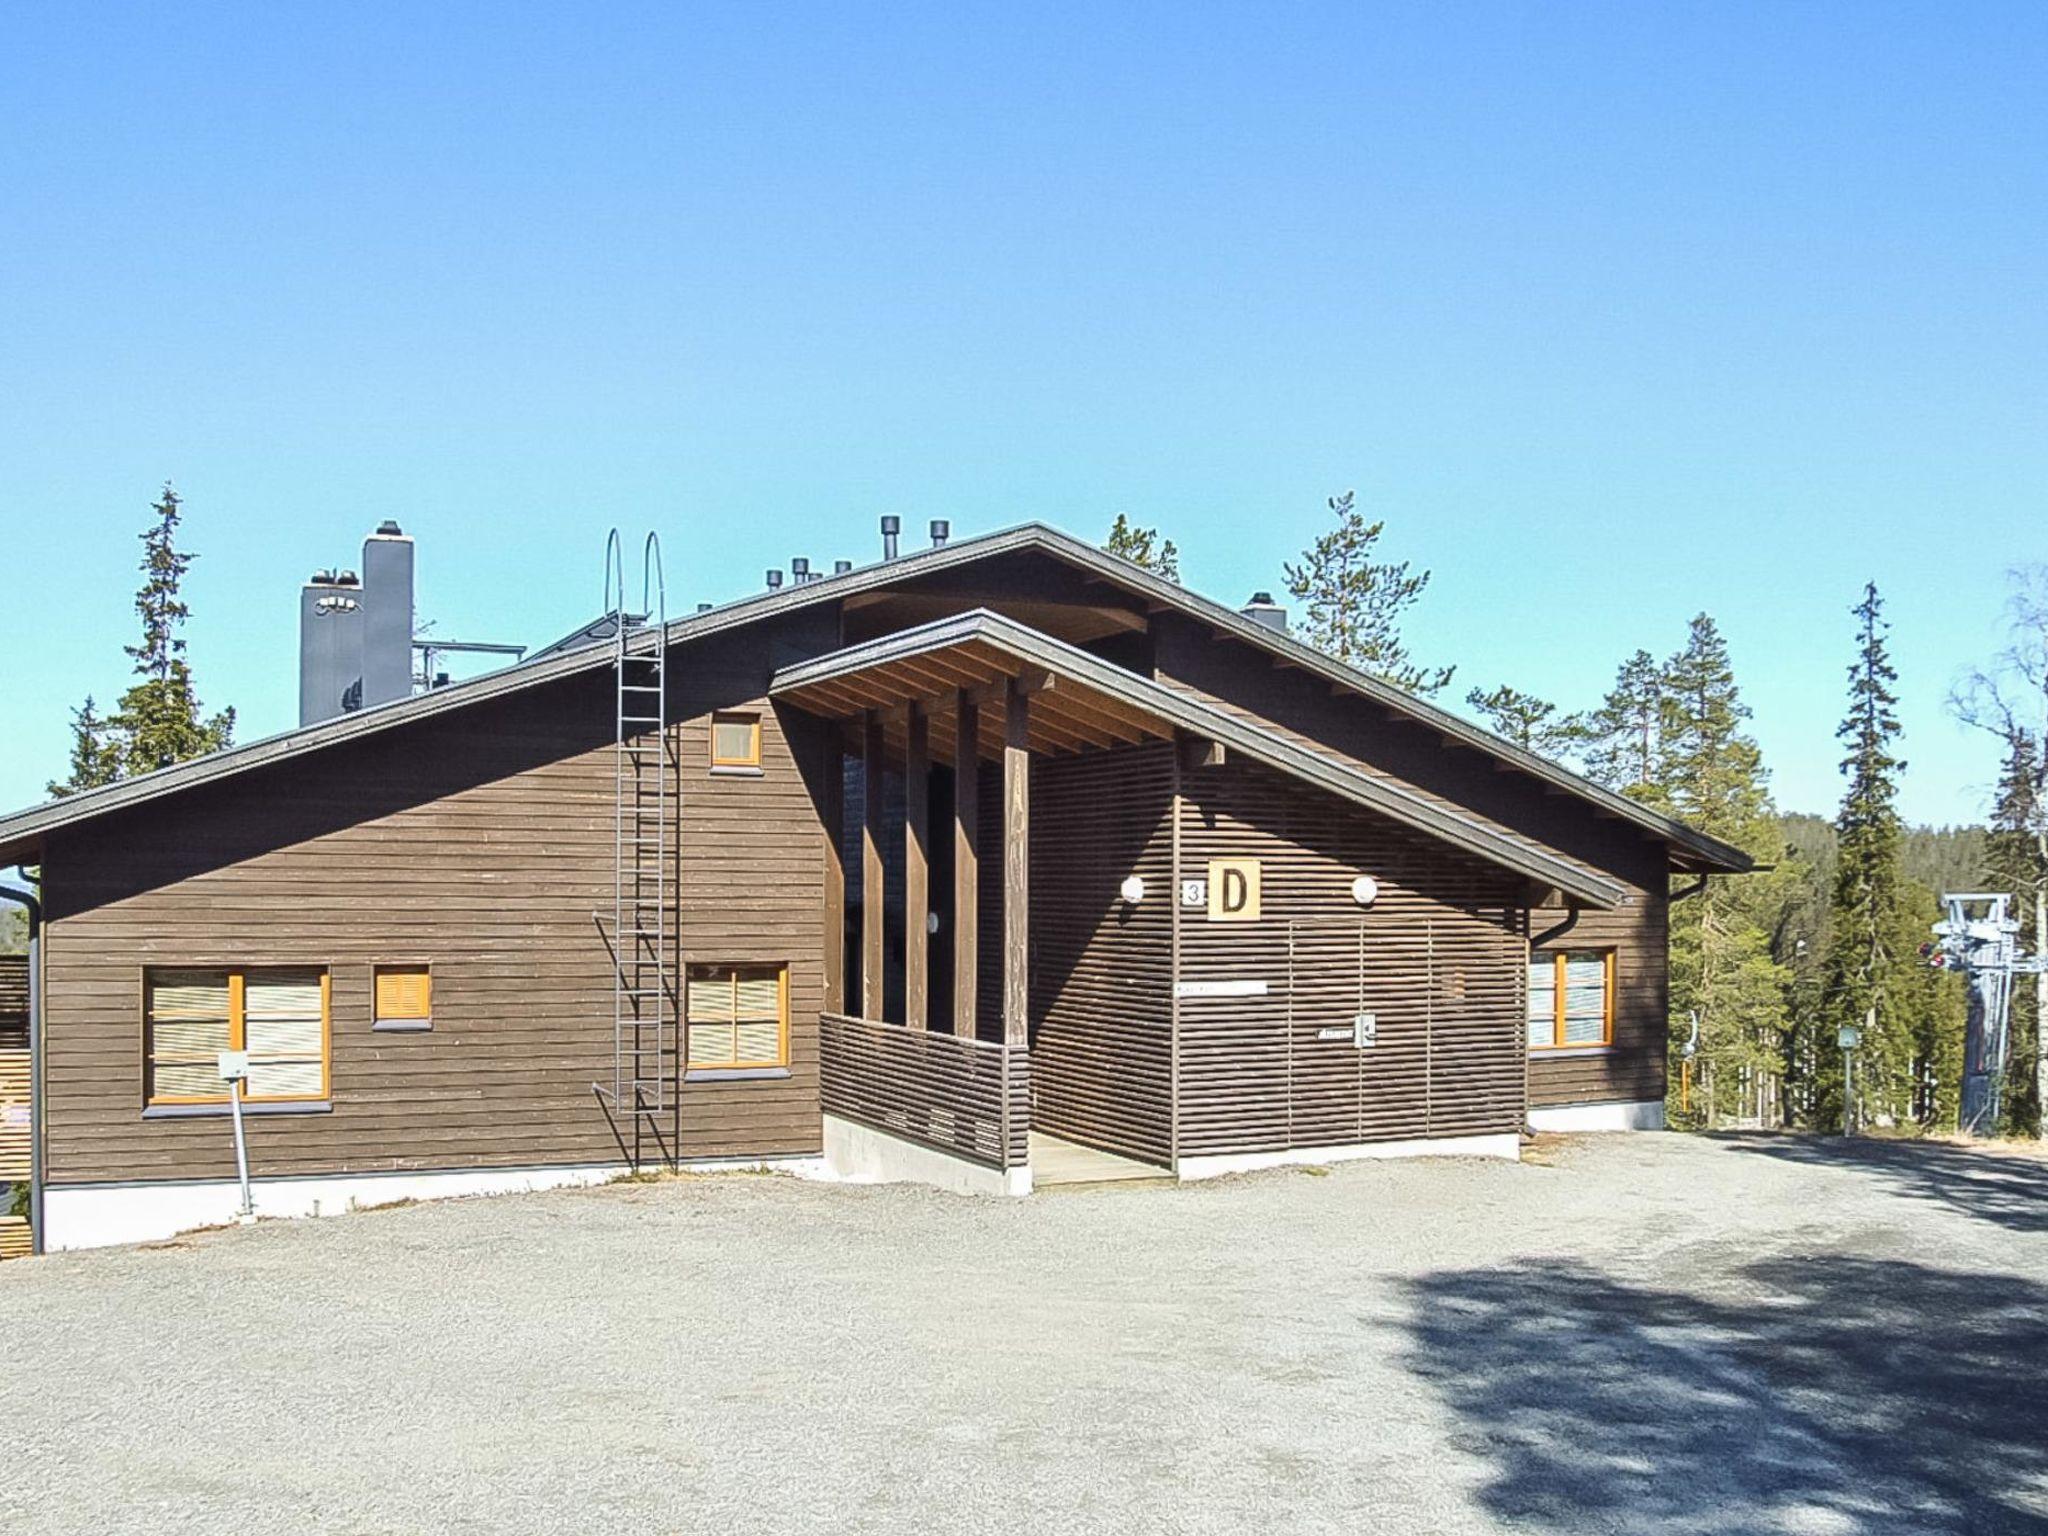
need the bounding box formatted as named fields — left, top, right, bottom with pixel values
left=1284, top=490, right=1452, bottom=695
left=1463, top=684, right=1579, bottom=757
left=1577, top=650, right=1666, bottom=799
left=1104, top=515, right=1180, bottom=582
left=1654, top=615, right=1792, bottom=1127
left=1817, top=583, right=1912, bottom=1128
left=47, top=695, right=123, bottom=797
left=108, top=486, right=235, bottom=775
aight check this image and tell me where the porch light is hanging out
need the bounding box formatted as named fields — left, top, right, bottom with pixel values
left=1120, top=875, right=1146, bottom=904
left=1351, top=875, right=1379, bottom=907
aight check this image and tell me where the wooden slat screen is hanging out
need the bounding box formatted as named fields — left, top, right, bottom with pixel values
left=820, top=1011, right=1029, bottom=1169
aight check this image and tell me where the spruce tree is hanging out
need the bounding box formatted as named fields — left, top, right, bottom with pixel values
left=1462, top=684, right=1578, bottom=757
left=1103, top=515, right=1180, bottom=582
left=109, top=486, right=235, bottom=775
left=1654, top=615, right=1792, bottom=1127
left=1984, top=730, right=2045, bottom=1135
left=1284, top=490, right=1452, bottom=695
left=47, top=485, right=236, bottom=799
left=1577, top=650, right=1666, bottom=799
left=47, top=695, right=123, bottom=798
left=1817, top=583, right=1911, bottom=1128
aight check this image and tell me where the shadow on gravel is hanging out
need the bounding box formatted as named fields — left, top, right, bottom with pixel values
left=1714, top=1131, right=2048, bottom=1234
left=1404, top=1256, right=2048, bottom=1536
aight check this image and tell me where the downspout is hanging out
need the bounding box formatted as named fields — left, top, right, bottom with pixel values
left=1, top=876, right=42, bottom=1257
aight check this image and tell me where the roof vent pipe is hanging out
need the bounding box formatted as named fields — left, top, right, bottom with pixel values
left=880, top=516, right=900, bottom=561
left=1240, top=591, right=1289, bottom=634
left=696, top=601, right=713, bottom=613
left=930, top=519, right=950, bottom=548
left=766, top=569, right=784, bottom=591
left=833, top=559, right=853, bottom=576
left=790, top=557, right=811, bottom=583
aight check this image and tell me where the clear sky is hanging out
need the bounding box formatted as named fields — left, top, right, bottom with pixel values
left=3, top=2, right=2042, bottom=827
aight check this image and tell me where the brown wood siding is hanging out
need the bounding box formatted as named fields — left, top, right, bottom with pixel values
left=1525, top=896, right=1669, bottom=1107
left=1175, top=757, right=1528, bottom=1155
left=1027, top=742, right=1175, bottom=1165
left=819, top=1012, right=1028, bottom=1168
left=0, top=953, right=26, bottom=1187
left=39, top=620, right=837, bottom=1188
left=1153, top=615, right=1671, bottom=1111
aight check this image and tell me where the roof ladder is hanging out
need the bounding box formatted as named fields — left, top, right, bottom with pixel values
left=594, top=529, right=678, bottom=1169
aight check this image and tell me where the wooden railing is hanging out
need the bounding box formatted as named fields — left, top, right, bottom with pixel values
left=820, top=1013, right=1029, bottom=1170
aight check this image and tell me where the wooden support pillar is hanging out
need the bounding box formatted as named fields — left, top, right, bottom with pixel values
left=821, top=739, right=845, bottom=1014
left=953, top=691, right=979, bottom=1039
left=1002, top=678, right=1029, bottom=1047
left=861, top=711, right=885, bottom=1021
left=904, top=703, right=929, bottom=1030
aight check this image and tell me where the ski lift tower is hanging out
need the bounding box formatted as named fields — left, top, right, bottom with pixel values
left=1927, top=892, right=2047, bottom=1135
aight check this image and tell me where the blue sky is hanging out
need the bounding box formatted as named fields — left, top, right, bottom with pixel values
left=3, top=2, right=2042, bottom=826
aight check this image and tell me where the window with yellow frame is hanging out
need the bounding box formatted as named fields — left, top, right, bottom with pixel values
left=710, top=711, right=762, bottom=770
left=1526, top=949, right=1614, bottom=1051
left=374, top=965, right=433, bottom=1031
left=145, top=966, right=330, bottom=1104
left=685, top=962, right=788, bottom=1072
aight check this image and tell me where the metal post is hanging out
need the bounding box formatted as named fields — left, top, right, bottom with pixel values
left=227, top=1077, right=254, bottom=1220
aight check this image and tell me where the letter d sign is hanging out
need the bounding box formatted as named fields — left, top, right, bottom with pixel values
left=1206, top=858, right=1262, bottom=922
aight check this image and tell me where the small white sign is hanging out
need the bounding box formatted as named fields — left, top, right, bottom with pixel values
left=1180, top=879, right=1208, bottom=908
left=1316, top=1026, right=1352, bottom=1042
left=1354, top=1011, right=1378, bottom=1048
left=217, top=1049, right=250, bottom=1082
left=1174, top=979, right=1268, bottom=999
left=1836, top=1025, right=1862, bottom=1050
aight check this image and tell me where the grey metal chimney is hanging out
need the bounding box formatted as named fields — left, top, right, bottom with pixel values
left=880, top=516, right=900, bottom=560
left=929, top=519, right=950, bottom=548
left=833, top=559, right=853, bottom=576
left=766, top=569, right=784, bottom=591
left=299, top=570, right=364, bottom=726
left=790, top=557, right=811, bottom=583
left=1240, top=591, right=1289, bottom=635
left=359, top=521, right=415, bottom=710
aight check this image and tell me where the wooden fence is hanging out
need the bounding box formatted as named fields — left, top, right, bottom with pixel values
left=820, top=1012, right=1029, bottom=1170
left=1, top=953, right=28, bottom=1259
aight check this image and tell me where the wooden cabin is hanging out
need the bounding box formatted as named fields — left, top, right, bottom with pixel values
left=0, top=523, right=1748, bottom=1250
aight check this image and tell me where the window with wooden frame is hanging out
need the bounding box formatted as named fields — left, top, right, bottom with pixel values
left=685, top=963, right=788, bottom=1073
left=374, top=965, right=432, bottom=1031
left=1527, top=950, right=1615, bottom=1051
left=145, top=967, right=330, bottom=1105
left=710, top=711, right=762, bottom=770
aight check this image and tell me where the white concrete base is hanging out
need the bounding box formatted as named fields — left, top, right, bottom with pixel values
left=1174, top=1132, right=1521, bottom=1182
left=1526, top=1099, right=1667, bottom=1133
left=42, top=1154, right=824, bottom=1252
left=821, top=1114, right=1032, bottom=1198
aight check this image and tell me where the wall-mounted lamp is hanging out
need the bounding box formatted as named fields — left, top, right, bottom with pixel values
left=1351, top=875, right=1380, bottom=907
left=926, top=911, right=941, bottom=936
left=1120, top=875, right=1147, bottom=904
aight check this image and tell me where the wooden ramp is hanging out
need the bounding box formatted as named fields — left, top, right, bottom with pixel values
left=1029, top=1132, right=1171, bottom=1188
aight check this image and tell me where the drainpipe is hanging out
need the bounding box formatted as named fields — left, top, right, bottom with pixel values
left=1, top=875, right=42, bottom=1257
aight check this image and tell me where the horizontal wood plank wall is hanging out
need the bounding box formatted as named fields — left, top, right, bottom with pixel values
left=1525, top=898, right=1669, bottom=1107
left=39, top=617, right=839, bottom=1188
left=819, top=1012, right=1028, bottom=1168
left=1153, top=615, right=1671, bottom=1113
left=1028, top=742, right=1175, bottom=1165
left=1176, top=757, right=1527, bottom=1155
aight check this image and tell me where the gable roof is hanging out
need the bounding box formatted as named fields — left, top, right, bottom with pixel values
left=0, top=521, right=1749, bottom=876
left=772, top=609, right=1627, bottom=908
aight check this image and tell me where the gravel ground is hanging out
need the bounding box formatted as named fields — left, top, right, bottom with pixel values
left=4, top=1131, right=2047, bottom=1536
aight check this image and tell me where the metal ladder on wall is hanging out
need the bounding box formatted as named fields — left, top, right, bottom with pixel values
left=594, top=529, right=677, bottom=1168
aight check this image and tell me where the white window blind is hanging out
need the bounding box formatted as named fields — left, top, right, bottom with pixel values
left=686, top=964, right=786, bottom=1069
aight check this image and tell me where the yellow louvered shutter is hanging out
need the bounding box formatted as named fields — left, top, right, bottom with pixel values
left=376, top=967, right=432, bottom=1022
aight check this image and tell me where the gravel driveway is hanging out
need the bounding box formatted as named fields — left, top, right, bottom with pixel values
left=4, top=1132, right=2046, bottom=1535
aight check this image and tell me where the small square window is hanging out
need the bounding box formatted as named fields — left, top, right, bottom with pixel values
left=711, top=712, right=762, bottom=769
left=374, top=966, right=432, bottom=1031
